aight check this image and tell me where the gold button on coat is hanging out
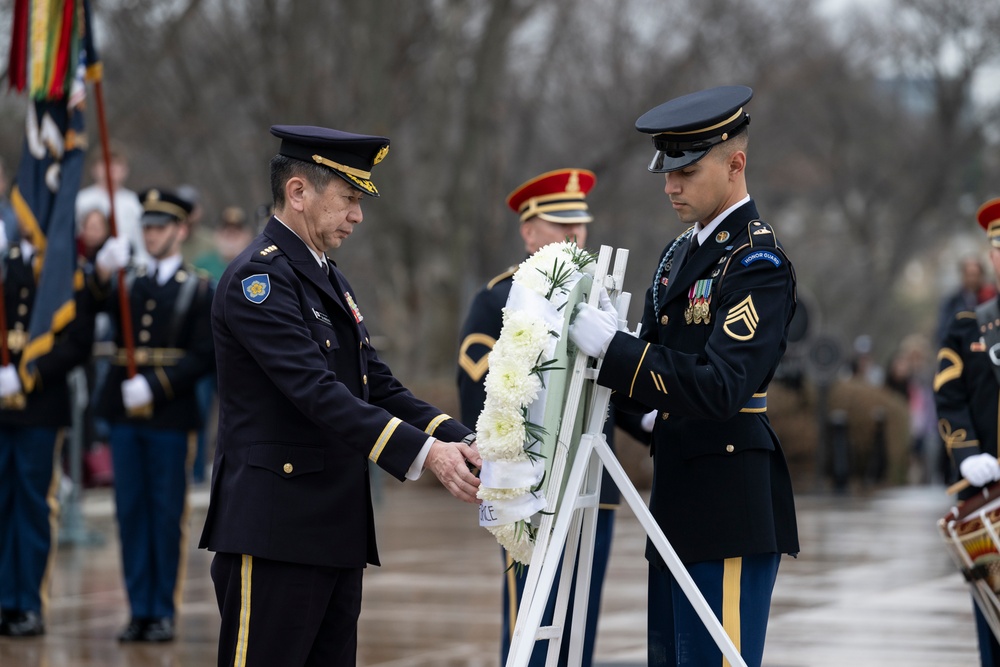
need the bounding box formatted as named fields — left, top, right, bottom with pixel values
left=661, top=412, right=669, bottom=420
left=283, top=463, right=293, bottom=474
left=725, top=444, right=735, bottom=453
left=363, top=375, right=368, bottom=385
left=325, top=340, right=331, bottom=348
left=660, top=315, right=669, bottom=325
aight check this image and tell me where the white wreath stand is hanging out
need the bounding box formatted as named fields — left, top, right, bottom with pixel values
left=505, top=245, right=748, bottom=667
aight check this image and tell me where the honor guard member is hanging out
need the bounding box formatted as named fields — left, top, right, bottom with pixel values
left=199, top=125, right=482, bottom=667
left=94, top=188, right=215, bottom=642
left=0, top=220, right=99, bottom=637
left=935, top=197, right=1000, bottom=667
left=457, top=168, right=652, bottom=667
left=569, top=85, right=799, bottom=667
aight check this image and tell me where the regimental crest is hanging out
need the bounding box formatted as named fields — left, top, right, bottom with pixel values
left=723, top=294, right=759, bottom=341
left=242, top=274, right=271, bottom=304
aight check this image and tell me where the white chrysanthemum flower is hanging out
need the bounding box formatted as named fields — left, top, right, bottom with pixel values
left=496, top=310, right=550, bottom=360
left=476, top=403, right=528, bottom=461
left=512, top=260, right=550, bottom=297
left=489, top=522, right=534, bottom=565
left=477, top=485, right=532, bottom=501
left=484, top=355, right=542, bottom=408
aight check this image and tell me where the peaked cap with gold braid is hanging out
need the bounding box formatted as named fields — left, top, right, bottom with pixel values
left=978, top=197, right=1000, bottom=248
left=270, top=125, right=390, bottom=197
left=505, top=168, right=596, bottom=224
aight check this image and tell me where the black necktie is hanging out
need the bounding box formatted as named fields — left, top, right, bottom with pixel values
left=684, top=235, right=700, bottom=265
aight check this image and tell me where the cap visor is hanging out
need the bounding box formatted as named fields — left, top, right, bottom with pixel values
left=647, top=149, right=710, bottom=173
left=141, top=212, right=176, bottom=227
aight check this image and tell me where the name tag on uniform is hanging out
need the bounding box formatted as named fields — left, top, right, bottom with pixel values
left=312, top=308, right=332, bottom=326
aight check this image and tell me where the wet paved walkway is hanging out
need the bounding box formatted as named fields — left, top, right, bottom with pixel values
left=0, top=479, right=981, bottom=666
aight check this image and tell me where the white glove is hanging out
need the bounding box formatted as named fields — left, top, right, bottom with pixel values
left=121, top=375, right=153, bottom=410
left=960, top=453, right=1000, bottom=488
left=641, top=409, right=657, bottom=433
left=0, top=364, right=22, bottom=398
left=0, top=223, right=8, bottom=254
left=95, top=235, right=131, bottom=274
left=569, top=289, right=618, bottom=358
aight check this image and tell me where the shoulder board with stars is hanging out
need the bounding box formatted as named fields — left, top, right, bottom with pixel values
left=251, top=244, right=284, bottom=264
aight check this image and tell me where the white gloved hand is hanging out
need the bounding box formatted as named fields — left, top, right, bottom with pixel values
left=0, top=223, right=8, bottom=254
left=0, top=364, right=22, bottom=398
left=121, top=375, right=153, bottom=410
left=960, top=453, right=1000, bottom=488
left=641, top=409, right=657, bottom=433
left=95, top=235, right=131, bottom=275
left=569, top=289, right=618, bottom=358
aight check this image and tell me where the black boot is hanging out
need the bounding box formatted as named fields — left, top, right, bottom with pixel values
left=118, top=617, right=149, bottom=642
left=5, top=611, right=45, bottom=637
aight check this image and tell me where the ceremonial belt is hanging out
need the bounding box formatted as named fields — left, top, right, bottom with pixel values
left=93, top=342, right=186, bottom=367
left=739, top=392, right=767, bottom=413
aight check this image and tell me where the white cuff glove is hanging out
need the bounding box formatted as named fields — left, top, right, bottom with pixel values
left=0, top=364, right=22, bottom=398
left=121, top=375, right=153, bottom=410
left=960, top=453, right=1000, bottom=488
left=569, top=290, right=618, bottom=358
left=641, top=409, right=657, bottom=433
left=96, top=235, right=131, bottom=275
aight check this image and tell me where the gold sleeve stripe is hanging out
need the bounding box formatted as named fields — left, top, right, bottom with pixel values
left=629, top=343, right=651, bottom=398
left=425, top=414, right=451, bottom=435
left=722, top=557, right=743, bottom=665
left=934, top=348, right=963, bottom=392
left=155, top=367, right=174, bottom=400
left=370, top=417, right=402, bottom=463
left=235, top=554, right=253, bottom=667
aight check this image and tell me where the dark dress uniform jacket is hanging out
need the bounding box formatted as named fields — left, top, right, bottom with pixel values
left=599, top=199, right=799, bottom=565
left=96, top=262, right=214, bottom=430
left=1, top=248, right=97, bottom=426
left=199, top=217, right=471, bottom=569
left=935, top=303, right=1000, bottom=501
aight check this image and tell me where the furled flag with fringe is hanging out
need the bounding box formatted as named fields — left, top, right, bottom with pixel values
left=7, top=0, right=101, bottom=390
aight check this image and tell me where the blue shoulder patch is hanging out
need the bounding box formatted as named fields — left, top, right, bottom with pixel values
left=242, top=274, right=271, bottom=303
left=741, top=250, right=782, bottom=268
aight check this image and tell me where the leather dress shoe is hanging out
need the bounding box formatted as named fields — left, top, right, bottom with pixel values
left=5, top=610, right=45, bottom=637
left=118, top=618, right=149, bottom=642
left=0, top=610, right=17, bottom=636
left=142, top=617, right=175, bottom=642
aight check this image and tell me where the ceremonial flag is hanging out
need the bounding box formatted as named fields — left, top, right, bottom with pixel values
left=7, top=0, right=100, bottom=390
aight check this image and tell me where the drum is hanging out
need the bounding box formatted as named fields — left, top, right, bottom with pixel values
left=939, top=481, right=1000, bottom=642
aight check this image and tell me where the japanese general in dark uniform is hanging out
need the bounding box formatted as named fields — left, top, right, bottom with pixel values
left=569, top=86, right=799, bottom=667
left=200, top=125, right=480, bottom=667
left=0, top=235, right=98, bottom=637
left=96, top=188, right=215, bottom=642
left=935, top=197, right=1000, bottom=667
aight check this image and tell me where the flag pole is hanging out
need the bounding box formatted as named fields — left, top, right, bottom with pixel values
left=92, top=78, right=136, bottom=380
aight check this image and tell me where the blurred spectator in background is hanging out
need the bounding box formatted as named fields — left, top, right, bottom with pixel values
left=885, top=334, right=938, bottom=483
left=193, top=206, right=254, bottom=283
left=77, top=202, right=110, bottom=263
left=936, top=255, right=996, bottom=345
left=849, top=334, right=884, bottom=386
left=76, top=144, right=147, bottom=266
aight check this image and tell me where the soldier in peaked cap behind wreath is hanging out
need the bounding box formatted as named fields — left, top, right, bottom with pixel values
left=93, top=186, right=216, bottom=642
left=199, top=125, right=482, bottom=667
left=569, top=85, right=799, bottom=667
left=935, top=197, right=1000, bottom=667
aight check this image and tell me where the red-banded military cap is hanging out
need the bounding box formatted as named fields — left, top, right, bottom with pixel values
left=505, top=168, right=596, bottom=224
left=138, top=188, right=193, bottom=226
left=270, top=125, right=390, bottom=197
left=636, top=85, right=752, bottom=173
left=978, top=197, right=1000, bottom=247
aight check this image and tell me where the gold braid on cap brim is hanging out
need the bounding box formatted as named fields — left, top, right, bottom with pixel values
left=144, top=201, right=189, bottom=220
left=312, top=154, right=379, bottom=195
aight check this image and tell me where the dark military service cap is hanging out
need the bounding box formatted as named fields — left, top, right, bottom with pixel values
left=506, top=168, right=596, bottom=224
left=270, top=125, right=390, bottom=197
left=978, top=197, right=1000, bottom=248
left=138, top=188, right=194, bottom=226
left=636, top=85, right=753, bottom=173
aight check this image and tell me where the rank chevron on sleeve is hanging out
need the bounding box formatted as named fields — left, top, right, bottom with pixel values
left=723, top=294, right=759, bottom=341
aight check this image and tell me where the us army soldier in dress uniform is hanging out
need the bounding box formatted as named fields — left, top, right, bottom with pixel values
left=199, top=125, right=481, bottom=667
left=935, top=197, right=1000, bottom=667
left=94, top=188, right=215, bottom=642
left=569, top=85, right=799, bottom=667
